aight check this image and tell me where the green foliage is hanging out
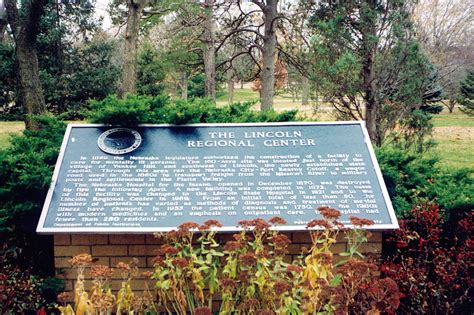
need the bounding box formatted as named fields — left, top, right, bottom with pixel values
left=188, top=74, right=206, bottom=98
left=419, top=104, right=444, bottom=114
left=88, top=94, right=160, bottom=126
left=0, top=43, right=19, bottom=120
left=390, top=109, right=435, bottom=153
left=0, top=115, right=65, bottom=273
left=381, top=40, right=438, bottom=106
left=310, top=1, right=441, bottom=144
left=137, top=43, right=166, bottom=96
left=458, top=68, right=474, bottom=115
left=87, top=94, right=299, bottom=126
left=376, top=146, right=473, bottom=218
left=1, top=1, right=118, bottom=118
left=41, top=37, right=120, bottom=119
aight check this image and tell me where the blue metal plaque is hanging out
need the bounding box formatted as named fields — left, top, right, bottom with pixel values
left=37, top=122, right=398, bottom=233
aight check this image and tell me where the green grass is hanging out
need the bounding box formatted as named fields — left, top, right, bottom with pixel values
left=433, top=126, right=474, bottom=168
left=432, top=108, right=474, bottom=127
left=428, top=108, right=474, bottom=169
left=216, top=88, right=260, bottom=103
left=0, top=121, right=23, bottom=149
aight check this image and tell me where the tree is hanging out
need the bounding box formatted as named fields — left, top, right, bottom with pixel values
left=458, top=68, right=474, bottom=115
left=62, top=36, right=120, bottom=117
left=216, top=1, right=315, bottom=110
left=310, top=0, right=437, bottom=145
left=1, top=1, right=118, bottom=118
left=4, top=0, right=47, bottom=130
left=202, top=0, right=216, bottom=100
left=253, top=0, right=278, bottom=110
left=251, top=58, right=287, bottom=95
left=412, top=0, right=474, bottom=113
left=121, top=0, right=149, bottom=96
left=36, top=1, right=115, bottom=117
left=137, top=42, right=166, bottom=96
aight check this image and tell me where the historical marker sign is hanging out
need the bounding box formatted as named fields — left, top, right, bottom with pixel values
left=37, top=122, right=398, bottom=233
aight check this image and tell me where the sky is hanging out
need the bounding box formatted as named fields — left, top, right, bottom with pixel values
left=94, top=0, right=112, bottom=30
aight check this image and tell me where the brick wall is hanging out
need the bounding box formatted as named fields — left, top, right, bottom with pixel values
left=54, top=231, right=382, bottom=301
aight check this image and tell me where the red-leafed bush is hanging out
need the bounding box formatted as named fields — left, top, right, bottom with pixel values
left=0, top=264, right=44, bottom=313
left=381, top=203, right=473, bottom=314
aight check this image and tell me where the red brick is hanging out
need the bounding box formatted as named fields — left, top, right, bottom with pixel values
left=292, top=232, right=312, bottom=243
left=54, top=234, right=71, bottom=245
left=58, top=268, right=76, bottom=280
left=128, top=245, right=157, bottom=256
left=71, top=234, right=108, bottom=245
left=288, top=244, right=306, bottom=255
left=91, top=256, right=110, bottom=266
left=359, top=242, right=382, bottom=254
left=146, top=256, right=158, bottom=268
left=367, top=231, right=383, bottom=242
left=111, top=257, right=147, bottom=268
left=109, top=234, right=145, bottom=244
left=64, top=280, right=74, bottom=292
left=329, top=243, right=347, bottom=254
left=92, top=245, right=127, bottom=256
left=55, top=257, right=72, bottom=268
left=145, top=234, right=163, bottom=244
left=216, top=233, right=235, bottom=243
left=55, top=245, right=90, bottom=257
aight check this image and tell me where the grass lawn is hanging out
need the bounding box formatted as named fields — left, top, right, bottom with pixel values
left=432, top=108, right=474, bottom=127
left=431, top=128, right=473, bottom=169
left=216, top=87, right=260, bottom=103
left=0, top=121, right=23, bottom=148
left=429, top=109, right=473, bottom=169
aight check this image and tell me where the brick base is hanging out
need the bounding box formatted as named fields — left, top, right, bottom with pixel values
left=54, top=231, right=382, bottom=300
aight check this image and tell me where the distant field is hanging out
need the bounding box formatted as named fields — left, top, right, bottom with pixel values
left=0, top=103, right=472, bottom=170
left=432, top=108, right=474, bottom=127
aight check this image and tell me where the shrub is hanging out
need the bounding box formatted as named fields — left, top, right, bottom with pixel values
left=0, top=115, right=65, bottom=274
left=0, top=262, right=45, bottom=313
left=87, top=94, right=299, bottom=125
left=419, top=104, right=444, bottom=114
left=381, top=203, right=473, bottom=314
left=88, top=94, right=157, bottom=126
left=376, top=146, right=473, bottom=218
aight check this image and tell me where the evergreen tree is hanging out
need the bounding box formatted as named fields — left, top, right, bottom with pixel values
left=137, top=43, right=166, bottom=96
left=458, top=68, right=474, bottom=116
left=310, top=0, right=438, bottom=146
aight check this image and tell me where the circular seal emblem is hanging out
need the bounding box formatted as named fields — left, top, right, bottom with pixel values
left=98, top=128, right=142, bottom=155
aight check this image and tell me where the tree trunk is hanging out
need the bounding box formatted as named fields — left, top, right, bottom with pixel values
left=361, top=0, right=379, bottom=145
left=260, top=0, right=278, bottom=110
left=5, top=0, right=47, bottom=130
left=240, top=81, right=244, bottom=89
left=180, top=71, right=188, bottom=100
left=202, top=0, right=216, bottom=101
left=448, top=98, right=455, bottom=113
left=228, top=78, right=234, bottom=104
left=121, top=0, right=148, bottom=97
left=0, top=16, right=7, bottom=42
left=302, top=75, right=310, bottom=105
